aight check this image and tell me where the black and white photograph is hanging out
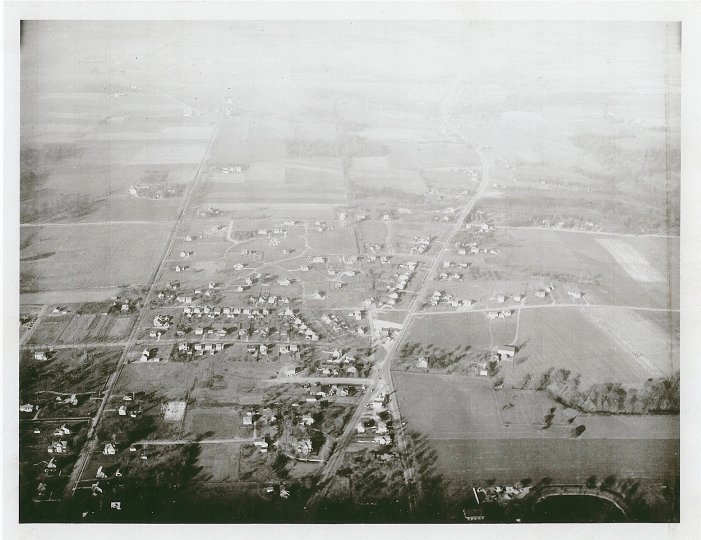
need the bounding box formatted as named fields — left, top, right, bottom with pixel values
left=3, top=2, right=698, bottom=536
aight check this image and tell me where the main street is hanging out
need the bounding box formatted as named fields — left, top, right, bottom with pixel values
left=304, top=76, right=490, bottom=515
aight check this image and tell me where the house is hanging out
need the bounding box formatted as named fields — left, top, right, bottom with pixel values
left=33, top=351, right=48, bottom=361
left=535, top=290, right=547, bottom=299
left=118, top=405, right=128, bottom=416
left=487, top=311, right=499, bottom=320
left=48, top=441, right=68, bottom=454
left=277, top=279, right=291, bottom=286
left=297, top=438, right=313, bottom=455
left=110, top=502, right=122, bottom=510
left=254, top=441, right=269, bottom=453
left=497, top=294, right=506, bottom=303
left=242, top=414, right=253, bottom=426
left=153, top=315, right=171, bottom=328
left=195, top=327, right=204, bottom=335
left=568, top=290, right=582, bottom=299
left=497, top=345, right=516, bottom=358
left=513, top=294, right=522, bottom=302
left=20, top=403, right=34, bottom=413
left=103, top=443, right=116, bottom=455
left=416, top=357, right=429, bottom=369
left=300, top=414, right=315, bottom=426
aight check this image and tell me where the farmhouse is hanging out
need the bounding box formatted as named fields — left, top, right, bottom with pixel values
left=33, top=351, right=48, bottom=361
left=416, top=357, right=429, bottom=369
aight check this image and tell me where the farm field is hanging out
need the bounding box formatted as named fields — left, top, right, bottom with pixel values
left=433, top=437, right=679, bottom=489
left=20, top=223, right=174, bottom=292
left=510, top=307, right=667, bottom=386
left=405, top=312, right=516, bottom=352
left=394, top=371, right=679, bottom=488
left=488, top=228, right=679, bottom=310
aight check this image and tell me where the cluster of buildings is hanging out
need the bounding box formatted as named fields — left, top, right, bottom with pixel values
left=355, top=386, right=393, bottom=446
left=319, top=311, right=367, bottom=337
left=487, top=309, right=512, bottom=320
left=409, top=236, right=431, bottom=255
left=457, top=242, right=498, bottom=256
left=381, top=261, right=418, bottom=307
left=317, top=348, right=361, bottom=376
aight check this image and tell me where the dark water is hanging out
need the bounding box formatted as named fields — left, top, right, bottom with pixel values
left=531, top=495, right=625, bottom=522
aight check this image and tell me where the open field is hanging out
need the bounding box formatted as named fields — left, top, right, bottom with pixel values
left=433, top=437, right=679, bottom=488
left=510, top=307, right=666, bottom=386
left=406, top=312, right=516, bottom=352
left=21, top=223, right=173, bottom=292
left=182, top=407, right=243, bottom=439
left=195, top=443, right=242, bottom=482
left=395, top=371, right=678, bottom=488
left=486, top=228, right=679, bottom=310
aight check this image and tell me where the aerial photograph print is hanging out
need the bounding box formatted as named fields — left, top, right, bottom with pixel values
left=12, top=14, right=681, bottom=527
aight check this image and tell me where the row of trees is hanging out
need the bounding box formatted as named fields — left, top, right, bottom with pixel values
left=529, top=368, right=680, bottom=415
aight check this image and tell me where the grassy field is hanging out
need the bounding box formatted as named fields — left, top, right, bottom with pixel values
left=433, top=437, right=679, bottom=488
left=486, top=229, right=679, bottom=310
left=182, top=407, right=243, bottom=439
left=510, top=307, right=663, bottom=386
left=395, top=371, right=679, bottom=489
left=406, top=312, right=516, bottom=352
left=21, top=223, right=173, bottom=292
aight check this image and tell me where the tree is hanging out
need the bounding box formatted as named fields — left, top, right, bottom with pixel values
left=601, top=475, right=617, bottom=490
left=586, top=475, right=598, bottom=488
left=571, top=424, right=586, bottom=438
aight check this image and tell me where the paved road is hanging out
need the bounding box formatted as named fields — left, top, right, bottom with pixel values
left=413, top=303, right=680, bottom=316
left=64, top=112, right=223, bottom=498
left=496, top=225, right=679, bottom=240
left=305, top=76, right=491, bottom=516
